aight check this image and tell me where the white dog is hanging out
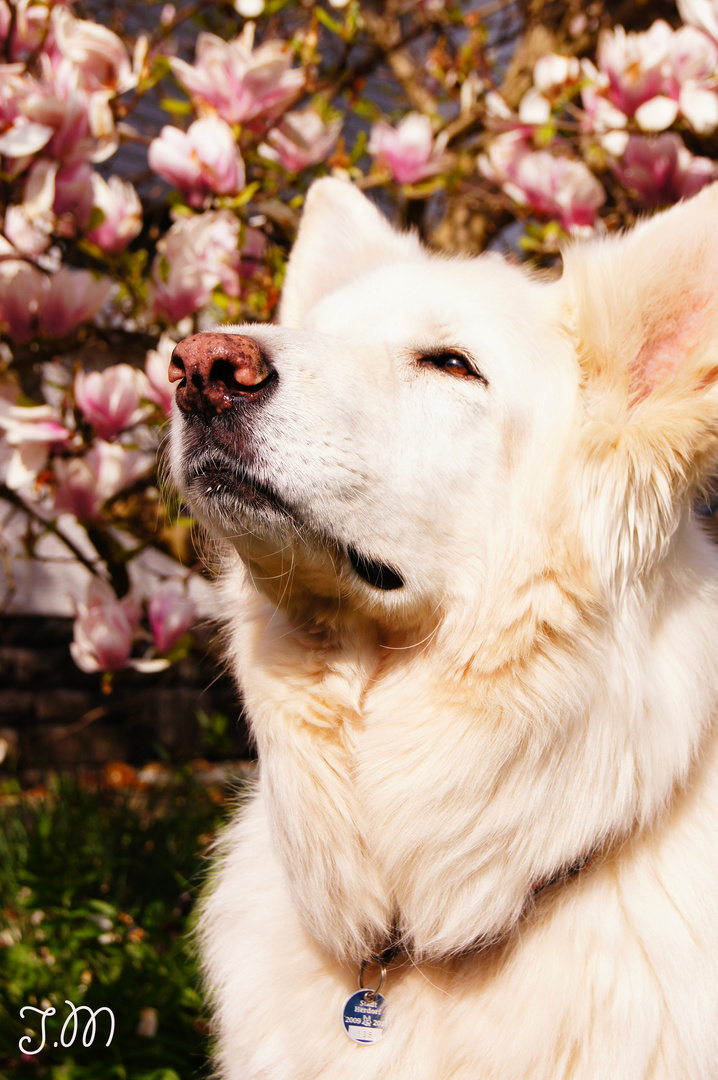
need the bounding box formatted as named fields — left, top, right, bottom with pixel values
left=169, top=178, right=718, bottom=1079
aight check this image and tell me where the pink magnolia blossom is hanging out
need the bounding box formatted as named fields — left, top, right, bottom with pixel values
left=664, top=25, right=718, bottom=134
left=0, top=62, right=30, bottom=121
left=597, top=21, right=673, bottom=118
left=239, top=225, right=267, bottom=281
left=148, top=116, right=245, bottom=206
left=518, top=54, right=581, bottom=125
left=51, top=7, right=137, bottom=95
left=678, top=0, right=718, bottom=44
left=580, top=68, right=627, bottom=135
left=479, top=132, right=605, bottom=231
left=85, top=173, right=142, bottom=253
left=70, top=578, right=141, bottom=673
left=38, top=266, right=114, bottom=339
left=3, top=158, right=58, bottom=256
left=53, top=161, right=94, bottom=232
left=0, top=260, right=112, bottom=341
left=0, top=261, right=112, bottom=343
left=145, top=334, right=177, bottom=416
left=0, top=64, right=53, bottom=165
left=259, top=108, right=341, bottom=172
left=581, top=33, right=670, bottom=135
left=18, top=155, right=57, bottom=210
left=667, top=24, right=718, bottom=90
left=148, top=581, right=196, bottom=653
left=610, top=133, right=717, bottom=206
left=518, top=88, right=553, bottom=125
left=22, top=54, right=118, bottom=165
left=368, top=112, right=445, bottom=185
left=0, top=260, right=46, bottom=342
left=168, top=23, right=304, bottom=125
left=54, top=440, right=154, bottom=519
left=533, top=54, right=581, bottom=95
left=583, top=19, right=718, bottom=135
left=4, top=203, right=53, bottom=256
left=0, top=0, right=51, bottom=61
left=0, top=117, right=54, bottom=160
left=152, top=209, right=241, bottom=323
left=0, top=399, right=71, bottom=491
left=74, top=365, right=150, bottom=439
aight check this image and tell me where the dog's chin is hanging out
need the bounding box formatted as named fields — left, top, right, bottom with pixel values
left=183, top=453, right=292, bottom=530
left=182, top=452, right=406, bottom=594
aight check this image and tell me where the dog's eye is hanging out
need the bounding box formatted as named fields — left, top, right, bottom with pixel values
left=418, top=351, right=485, bottom=381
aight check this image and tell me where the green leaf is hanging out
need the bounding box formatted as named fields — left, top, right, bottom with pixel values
left=87, top=206, right=106, bottom=232
left=350, top=130, right=368, bottom=164
left=159, top=98, right=192, bottom=116
left=315, top=6, right=347, bottom=39
left=402, top=176, right=447, bottom=198
left=219, top=181, right=262, bottom=209
left=157, top=255, right=170, bottom=284
left=535, top=123, right=557, bottom=148
left=87, top=899, right=118, bottom=917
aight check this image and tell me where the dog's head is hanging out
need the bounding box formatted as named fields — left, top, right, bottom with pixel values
left=170, top=179, right=718, bottom=649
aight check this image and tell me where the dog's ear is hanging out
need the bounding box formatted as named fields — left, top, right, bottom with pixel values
left=279, top=178, right=422, bottom=327
left=557, top=182, right=718, bottom=578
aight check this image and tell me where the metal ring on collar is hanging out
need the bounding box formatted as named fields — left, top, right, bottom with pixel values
left=358, top=959, right=386, bottom=1000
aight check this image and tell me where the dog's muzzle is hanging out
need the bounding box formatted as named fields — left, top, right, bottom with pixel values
left=169, top=331, right=406, bottom=592
left=169, top=333, right=276, bottom=421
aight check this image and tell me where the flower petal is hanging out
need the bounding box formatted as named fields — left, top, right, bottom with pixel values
left=634, top=95, right=680, bottom=131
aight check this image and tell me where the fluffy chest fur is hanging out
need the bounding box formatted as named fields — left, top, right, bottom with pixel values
left=200, top=543, right=718, bottom=1079
left=225, top=516, right=718, bottom=967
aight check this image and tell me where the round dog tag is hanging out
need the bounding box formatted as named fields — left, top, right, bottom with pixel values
left=342, top=989, right=386, bottom=1044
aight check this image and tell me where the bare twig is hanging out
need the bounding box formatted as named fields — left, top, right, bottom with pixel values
left=361, top=9, right=439, bottom=116
left=0, top=483, right=101, bottom=582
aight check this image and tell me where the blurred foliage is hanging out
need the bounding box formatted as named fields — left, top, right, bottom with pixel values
left=0, top=773, right=240, bottom=1079
left=196, top=711, right=235, bottom=758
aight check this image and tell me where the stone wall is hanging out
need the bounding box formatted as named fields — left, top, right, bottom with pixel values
left=0, top=616, right=250, bottom=776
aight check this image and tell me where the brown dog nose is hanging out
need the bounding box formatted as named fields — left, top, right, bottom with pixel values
left=168, top=333, right=275, bottom=418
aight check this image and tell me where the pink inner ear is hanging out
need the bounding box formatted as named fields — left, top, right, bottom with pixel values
left=630, top=303, right=710, bottom=403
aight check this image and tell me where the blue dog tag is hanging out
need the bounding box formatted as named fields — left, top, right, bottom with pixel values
left=342, top=989, right=386, bottom=1044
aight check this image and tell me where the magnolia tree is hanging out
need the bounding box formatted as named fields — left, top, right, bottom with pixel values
left=1, top=0, right=717, bottom=682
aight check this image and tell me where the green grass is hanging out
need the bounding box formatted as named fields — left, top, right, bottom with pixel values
left=0, top=771, right=239, bottom=1080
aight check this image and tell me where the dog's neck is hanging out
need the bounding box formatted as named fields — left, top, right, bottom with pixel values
left=224, top=523, right=718, bottom=964
left=368, top=843, right=602, bottom=972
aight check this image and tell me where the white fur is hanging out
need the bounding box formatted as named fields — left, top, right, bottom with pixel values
left=171, top=179, right=718, bottom=1078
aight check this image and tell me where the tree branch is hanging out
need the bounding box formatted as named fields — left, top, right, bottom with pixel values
left=0, top=483, right=102, bottom=583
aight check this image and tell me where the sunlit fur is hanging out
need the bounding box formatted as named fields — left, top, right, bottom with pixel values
left=171, top=179, right=718, bottom=1079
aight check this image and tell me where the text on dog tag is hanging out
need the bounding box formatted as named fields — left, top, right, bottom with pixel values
left=342, top=989, right=386, bottom=1044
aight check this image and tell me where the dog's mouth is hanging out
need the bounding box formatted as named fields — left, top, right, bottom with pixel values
left=346, top=547, right=404, bottom=591
left=184, top=453, right=405, bottom=591
left=184, top=453, right=291, bottom=518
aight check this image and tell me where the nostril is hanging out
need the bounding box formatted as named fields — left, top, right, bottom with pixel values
left=210, top=358, right=241, bottom=393
left=209, top=355, right=274, bottom=392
